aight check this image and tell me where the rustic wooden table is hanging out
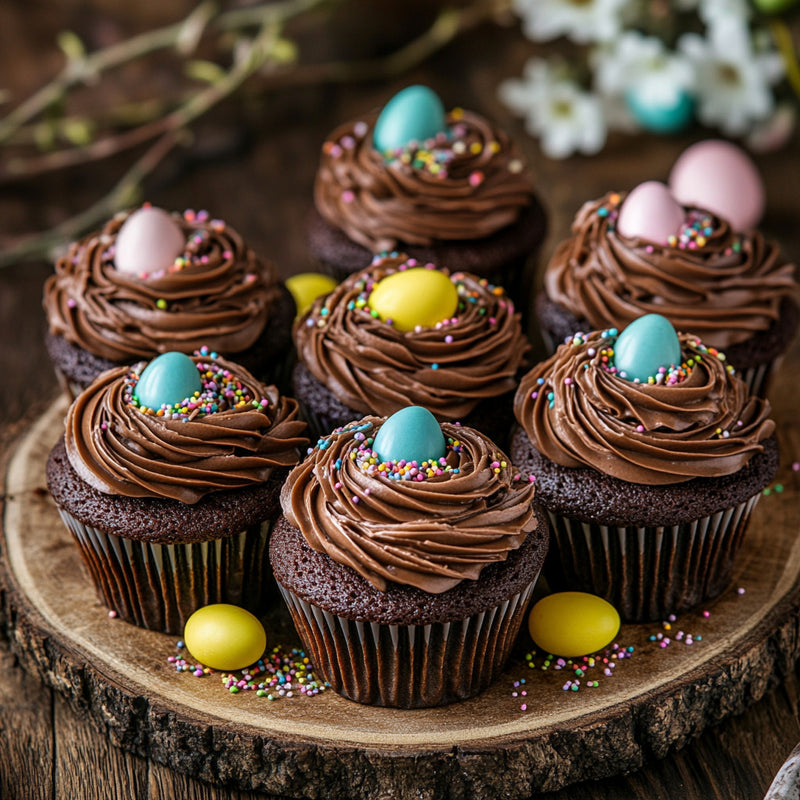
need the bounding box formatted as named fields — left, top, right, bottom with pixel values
left=1, top=3, right=799, bottom=798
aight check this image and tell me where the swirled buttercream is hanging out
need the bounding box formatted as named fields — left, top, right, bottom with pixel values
left=65, top=353, right=308, bottom=503
left=313, top=108, right=535, bottom=252
left=514, top=329, right=774, bottom=485
left=293, top=254, right=529, bottom=420
left=44, top=207, right=283, bottom=362
left=543, top=192, right=797, bottom=348
left=281, top=417, right=537, bottom=593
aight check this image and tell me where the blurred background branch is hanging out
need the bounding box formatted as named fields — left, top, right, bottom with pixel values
left=0, top=0, right=510, bottom=268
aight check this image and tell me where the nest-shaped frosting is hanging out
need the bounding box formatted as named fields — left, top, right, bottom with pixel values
left=281, top=416, right=537, bottom=593
left=44, top=208, right=283, bottom=361
left=543, top=192, right=797, bottom=348
left=514, top=329, right=775, bottom=485
left=313, top=108, right=535, bottom=252
left=294, top=254, right=529, bottom=420
left=66, top=354, right=308, bottom=503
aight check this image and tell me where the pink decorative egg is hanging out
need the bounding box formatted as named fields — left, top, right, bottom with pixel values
left=616, top=181, right=684, bottom=245
left=114, top=206, right=186, bottom=276
left=668, top=139, right=765, bottom=230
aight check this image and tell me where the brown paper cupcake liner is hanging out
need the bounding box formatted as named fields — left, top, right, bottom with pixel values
left=277, top=580, right=538, bottom=708
left=543, top=495, right=760, bottom=622
left=58, top=509, right=273, bottom=634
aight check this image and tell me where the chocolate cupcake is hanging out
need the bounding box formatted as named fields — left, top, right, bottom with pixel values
left=271, top=406, right=548, bottom=708
left=511, top=313, right=778, bottom=622
left=46, top=349, right=308, bottom=634
left=536, top=182, right=798, bottom=397
left=307, top=85, right=547, bottom=306
left=292, top=252, right=529, bottom=446
left=43, top=204, right=296, bottom=399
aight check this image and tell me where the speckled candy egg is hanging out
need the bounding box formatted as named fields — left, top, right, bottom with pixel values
left=368, top=267, right=458, bottom=332
left=616, top=181, right=685, bottom=245
left=372, top=406, right=446, bottom=465
left=668, top=139, right=765, bottom=230
left=613, top=314, right=682, bottom=383
left=183, top=604, right=267, bottom=671
left=134, top=351, right=202, bottom=409
left=528, top=592, right=620, bottom=657
left=114, top=205, right=186, bottom=276
left=372, top=85, right=448, bottom=152
left=285, top=272, right=338, bottom=318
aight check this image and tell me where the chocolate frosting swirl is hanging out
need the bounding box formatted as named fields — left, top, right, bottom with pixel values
left=313, top=109, right=536, bottom=252
left=515, top=330, right=774, bottom=485
left=65, top=355, right=308, bottom=503
left=293, top=254, right=529, bottom=420
left=544, top=192, right=797, bottom=348
left=44, top=208, right=284, bottom=362
left=281, top=416, right=537, bottom=593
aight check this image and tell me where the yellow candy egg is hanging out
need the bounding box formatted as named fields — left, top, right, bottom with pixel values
left=528, top=592, right=620, bottom=657
left=183, top=604, right=266, bottom=671
left=285, top=272, right=338, bottom=318
left=368, top=268, right=458, bottom=332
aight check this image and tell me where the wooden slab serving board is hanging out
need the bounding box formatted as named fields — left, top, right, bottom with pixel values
left=2, top=355, right=800, bottom=799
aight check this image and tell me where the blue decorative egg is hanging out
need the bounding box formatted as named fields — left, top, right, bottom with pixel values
left=134, top=351, right=202, bottom=409
left=613, top=314, right=682, bottom=382
left=372, top=406, right=446, bottom=465
left=625, top=85, right=694, bottom=135
left=372, top=85, right=447, bottom=153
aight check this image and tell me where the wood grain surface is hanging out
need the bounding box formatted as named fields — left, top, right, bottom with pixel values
left=1, top=2, right=800, bottom=798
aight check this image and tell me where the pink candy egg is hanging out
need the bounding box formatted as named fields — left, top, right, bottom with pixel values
left=616, top=181, right=684, bottom=245
left=668, top=139, right=765, bottom=230
left=114, top=206, right=186, bottom=276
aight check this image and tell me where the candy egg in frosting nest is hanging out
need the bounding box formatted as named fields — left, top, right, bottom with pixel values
left=612, top=314, right=683, bottom=383
left=134, top=351, right=203, bottom=410
left=367, top=266, right=459, bottom=332
left=616, top=181, right=684, bottom=245
left=372, top=84, right=448, bottom=153
left=113, top=205, right=186, bottom=276
left=371, top=405, right=447, bottom=465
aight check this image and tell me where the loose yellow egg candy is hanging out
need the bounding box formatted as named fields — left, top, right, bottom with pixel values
left=528, top=592, right=620, bottom=657
left=368, top=267, right=458, bottom=332
left=183, top=604, right=266, bottom=671
left=285, top=272, right=338, bottom=318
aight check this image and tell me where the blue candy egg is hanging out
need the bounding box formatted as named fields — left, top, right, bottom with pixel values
left=134, top=351, right=202, bottom=409
left=372, top=406, right=446, bottom=465
left=613, top=314, right=682, bottom=382
left=373, top=85, right=447, bottom=153
left=625, top=85, right=694, bottom=134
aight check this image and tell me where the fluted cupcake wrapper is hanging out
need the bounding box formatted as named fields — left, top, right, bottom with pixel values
left=277, top=580, right=537, bottom=708
left=58, top=509, right=273, bottom=634
left=543, top=495, right=760, bottom=623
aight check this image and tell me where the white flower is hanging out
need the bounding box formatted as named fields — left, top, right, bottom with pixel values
left=512, top=0, right=632, bottom=44
left=697, top=0, right=750, bottom=26
left=500, top=59, right=606, bottom=159
left=593, top=31, right=694, bottom=106
left=678, top=18, right=784, bottom=135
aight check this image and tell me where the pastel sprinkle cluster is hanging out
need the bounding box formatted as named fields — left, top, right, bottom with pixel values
left=352, top=433, right=464, bottom=482
left=668, top=209, right=720, bottom=250
left=126, top=347, right=269, bottom=420
left=521, top=642, right=635, bottom=696
left=595, top=192, right=622, bottom=231
left=169, top=643, right=329, bottom=700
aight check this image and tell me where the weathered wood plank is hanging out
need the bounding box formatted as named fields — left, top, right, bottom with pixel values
left=0, top=642, right=54, bottom=800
